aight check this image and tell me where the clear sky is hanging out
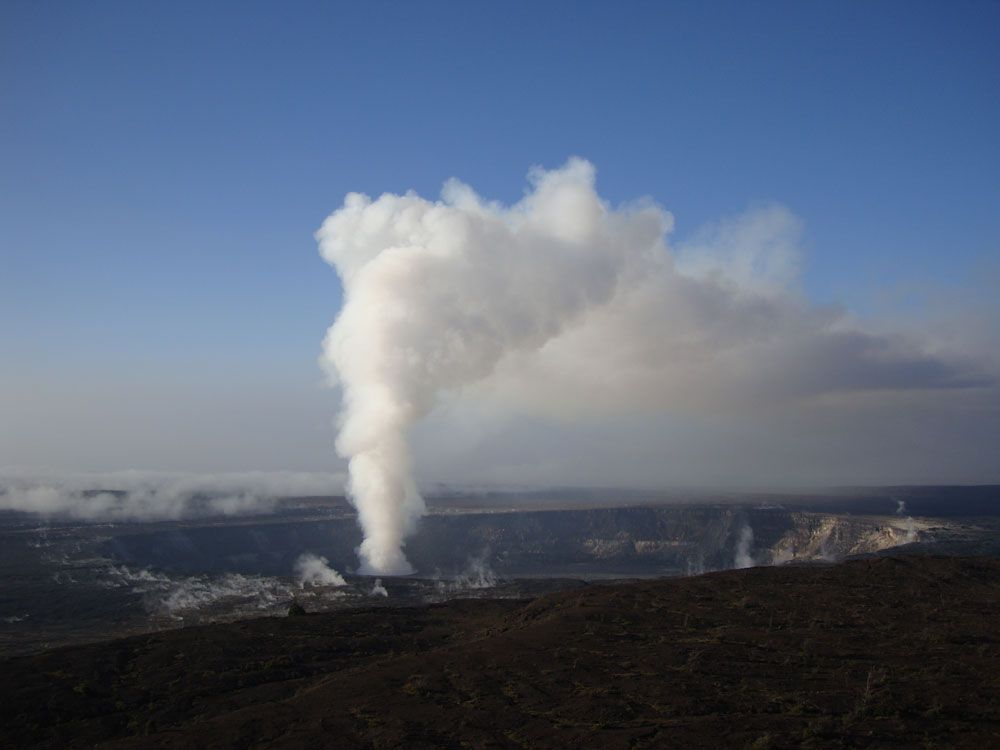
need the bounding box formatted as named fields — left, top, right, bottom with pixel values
left=2, top=1, right=998, bottom=482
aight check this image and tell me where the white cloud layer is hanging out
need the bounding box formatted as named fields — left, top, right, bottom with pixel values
left=0, top=469, right=345, bottom=521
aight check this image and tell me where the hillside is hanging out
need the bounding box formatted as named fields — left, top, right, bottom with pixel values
left=3, top=556, right=999, bottom=748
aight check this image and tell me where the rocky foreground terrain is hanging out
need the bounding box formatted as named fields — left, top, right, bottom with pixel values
left=3, top=556, right=1000, bottom=748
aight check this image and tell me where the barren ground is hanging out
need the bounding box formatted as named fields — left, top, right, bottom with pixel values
left=3, top=556, right=999, bottom=748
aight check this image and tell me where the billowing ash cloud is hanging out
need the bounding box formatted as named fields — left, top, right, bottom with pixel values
left=0, top=469, right=344, bottom=521
left=318, top=159, right=995, bottom=574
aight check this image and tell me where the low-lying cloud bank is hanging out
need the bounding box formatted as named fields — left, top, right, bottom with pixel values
left=0, top=469, right=345, bottom=522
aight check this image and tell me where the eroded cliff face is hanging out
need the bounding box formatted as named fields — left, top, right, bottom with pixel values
left=767, top=513, right=920, bottom=565
left=517, top=508, right=926, bottom=575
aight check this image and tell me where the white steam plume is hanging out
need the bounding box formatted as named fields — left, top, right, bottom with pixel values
left=318, top=157, right=990, bottom=572
left=734, top=523, right=756, bottom=569
left=318, top=159, right=666, bottom=574
left=294, top=553, right=347, bottom=587
left=894, top=498, right=918, bottom=543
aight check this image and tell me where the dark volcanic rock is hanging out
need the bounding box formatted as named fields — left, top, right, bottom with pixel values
left=3, top=556, right=999, bottom=748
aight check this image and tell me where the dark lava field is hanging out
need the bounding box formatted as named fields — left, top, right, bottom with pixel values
left=3, top=555, right=999, bottom=749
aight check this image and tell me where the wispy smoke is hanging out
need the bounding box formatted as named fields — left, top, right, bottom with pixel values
left=894, top=498, right=918, bottom=543
left=369, top=578, right=388, bottom=597
left=103, top=564, right=294, bottom=617
left=734, top=523, right=756, bottom=569
left=686, top=551, right=707, bottom=576
left=454, top=554, right=499, bottom=589
left=0, top=469, right=344, bottom=521
left=294, top=553, right=346, bottom=587
left=318, top=158, right=992, bottom=573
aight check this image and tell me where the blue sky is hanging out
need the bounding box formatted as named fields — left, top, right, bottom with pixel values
left=2, top=1, right=998, bottom=478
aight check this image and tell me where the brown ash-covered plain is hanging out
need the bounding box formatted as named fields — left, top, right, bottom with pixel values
left=3, top=556, right=999, bottom=749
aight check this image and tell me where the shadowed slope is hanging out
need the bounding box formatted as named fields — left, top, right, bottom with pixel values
left=3, top=557, right=999, bottom=748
